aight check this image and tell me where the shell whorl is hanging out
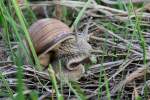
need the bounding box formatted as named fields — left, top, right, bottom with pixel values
left=29, top=18, right=74, bottom=55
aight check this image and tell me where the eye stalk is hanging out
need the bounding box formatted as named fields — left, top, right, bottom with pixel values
left=75, top=17, right=92, bottom=42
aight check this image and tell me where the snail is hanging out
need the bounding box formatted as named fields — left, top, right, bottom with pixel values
left=28, top=18, right=92, bottom=81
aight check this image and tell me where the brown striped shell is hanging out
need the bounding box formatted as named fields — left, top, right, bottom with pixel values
left=29, top=18, right=73, bottom=55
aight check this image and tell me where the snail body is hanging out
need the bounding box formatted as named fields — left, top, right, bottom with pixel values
left=28, top=18, right=92, bottom=81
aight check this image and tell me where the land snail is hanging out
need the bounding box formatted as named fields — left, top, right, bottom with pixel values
left=27, top=18, right=92, bottom=81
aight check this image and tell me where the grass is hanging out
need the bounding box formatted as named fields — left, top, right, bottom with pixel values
left=96, top=0, right=147, bottom=99
left=71, top=0, right=92, bottom=30
left=0, top=0, right=92, bottom=99
left=48, top=65, right=64, bottom=100
left=12, top=0, right=41, bottom=71
left=0, top=0, right=150, bottom=100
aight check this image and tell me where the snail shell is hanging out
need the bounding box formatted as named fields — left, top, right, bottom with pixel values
left=29, top=18, right=74, bottom=55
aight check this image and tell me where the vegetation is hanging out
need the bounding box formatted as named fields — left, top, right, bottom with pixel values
left=0, top=0, right=150, bottom=99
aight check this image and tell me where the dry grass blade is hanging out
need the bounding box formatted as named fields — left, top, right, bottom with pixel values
left=112, top=63, right=150, bottom=94
left=1, top=0, right=150, bottom=99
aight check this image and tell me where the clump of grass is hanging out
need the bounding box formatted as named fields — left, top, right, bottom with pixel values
left=0, top=0, right=39, bottom=99
left=48, top=65, right=64, bottom=100
left=0, top=0, right=150, bottom=99
left=1, top=0, right=93, bottom=99
left=71, top=0, right=93, bottom=30
left=12, top=0, right=41, bottom=70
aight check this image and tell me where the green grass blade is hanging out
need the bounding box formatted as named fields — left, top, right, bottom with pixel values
left=11, top=0, right=41, bottom=70
left=71, top=0, right=92, bottom=30
left=48, top=65, right=64, bottom=100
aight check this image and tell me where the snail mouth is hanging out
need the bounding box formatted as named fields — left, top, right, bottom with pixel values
left=66, top=55, right=91, bottom=70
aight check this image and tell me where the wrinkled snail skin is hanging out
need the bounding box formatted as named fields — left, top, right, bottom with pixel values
left=48, top=34, right=92, bottom=81
left=38, top=53, right=50, bottom=68
left=55, top=64, right=85, bottom=81
left=50, top=38, right=92, bottom=81
left=28, top=18, right=92, bottom=81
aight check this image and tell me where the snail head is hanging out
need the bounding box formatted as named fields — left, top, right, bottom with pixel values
left=74, top=17, right=93, bottom=55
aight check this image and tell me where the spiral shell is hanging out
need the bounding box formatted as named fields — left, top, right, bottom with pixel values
left=29, top=18, right=73, bottom=55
